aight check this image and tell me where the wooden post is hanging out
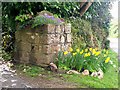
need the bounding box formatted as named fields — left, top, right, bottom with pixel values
left=80, top=0, right=87, bottom=8
left=80, top=0, right=94, bottom=17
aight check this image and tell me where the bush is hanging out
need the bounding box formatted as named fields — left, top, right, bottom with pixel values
left=2, top=50, right=12, bottom=61
left=67, top=18, right=93, bottom=49
left=66, top=17, right=109, bottom=50
left=58, top=47, right=111, bottom=73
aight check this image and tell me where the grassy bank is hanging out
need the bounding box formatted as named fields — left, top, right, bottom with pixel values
left=15, top=49, right=118, bottom=88
left=62, top=49, right=118, bottom=88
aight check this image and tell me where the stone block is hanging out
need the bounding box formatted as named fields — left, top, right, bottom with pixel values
left=19, top=51, right=30, bottom=64
left=55, top=25, right=61, bottom=33
left=53, top=34, right=60, bottom=44
left=27, top=32, right=42, bottom=44
left=60, top=35, right=65, bottom=44
left=15, top=31, right=21, bottom=42
left=42, top=45, right=52, bottom=54
left=64, top=23, right=71, bottom=34
left=35, top=54, right=54, bottom=66
left=51, top=44, right=61, bottom=53
left=47, top=24, right=55, bottom=34
left=20, top=56, right=30, bottom=64
left=31, top=44, right=39, bottom=53
left=34, top=33, right=40, bottom=44
left=61, top=44, right=65, bottom=51
left=29, top=52, right=43, bottom=64
left=66, top=34, right=72, bottom=43
left=60, top=24, right=65, bottom=33
left=39, top=34, right=47, bottom=44
left=48, top=34, right=54, bottom=44
left=15, top=42, right=31, bottom=52
left=35, top=25, right=48, bottom=34
left=19, top=31, right=34, bottom=44
left=43, top=54, right=54, bottom=64
left=42, top=34, right=53, bottom=44
left=39, top=45, right=42, bottom=51
left=43, top=34, right=60, bottom=44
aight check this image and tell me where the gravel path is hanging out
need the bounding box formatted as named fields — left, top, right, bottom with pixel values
left=0, top=59, right=33, bottom=88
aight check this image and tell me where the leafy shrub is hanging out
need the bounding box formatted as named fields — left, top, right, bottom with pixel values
left=58, top=47, right=111, bottom=73
left=67, top=18, right=93, bottom=49
left=2, top=50, right=12, bottom=61
left=15, top=14, right=31, bottom=22
left=66, top=17, right=109, bottom=49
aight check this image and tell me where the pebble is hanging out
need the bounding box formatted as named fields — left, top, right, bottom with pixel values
left=0, top=61, right=2, bottom=64
left=67, top=70, right=80, bottom=74
left=1, top=71, right=12, bottom=75
left=0, top=78, right=7, bottom=82
left=11, top=74, right=14, bottom=77
left=39, top=74, right=42, bottom=76
left=2, top=79, right=7, bottom=82
left=11, top=83, right=17, bottom=87
left=10, top=70, right=16, bottom=73
left=26, top=85, right=32, bottom=88
left=14, top=73, right=17, bottom=76
left=82, top=69, right=89, bottom=76
left=91, top=72, right=98, bottom=77
left=11, top=80, right=17, bottom=83
left=97, top=70, right=103, bottom=79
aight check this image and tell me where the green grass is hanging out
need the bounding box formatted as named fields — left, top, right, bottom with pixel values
left=15, top=49, right=118, bottom=88
left=16, top=64, right=51, bottom=77
left=62, top=49, right=118, bottom=88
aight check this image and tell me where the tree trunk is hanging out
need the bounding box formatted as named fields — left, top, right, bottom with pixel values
left=79, top=0, right=87, bottom=8
left=80, top=0, right=94, bottom=17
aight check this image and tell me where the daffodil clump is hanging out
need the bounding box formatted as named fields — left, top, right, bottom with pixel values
left=58, top=47, right=112, bottom=73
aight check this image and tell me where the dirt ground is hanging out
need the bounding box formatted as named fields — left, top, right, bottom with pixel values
left=17, top=71, right=79, bottom=88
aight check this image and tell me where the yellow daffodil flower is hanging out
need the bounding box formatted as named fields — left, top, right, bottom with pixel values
left=87, top=52, right=91, bottom=56
left=105, top=57, right=110, bottom=63
left=76, top=48, right=80, bottom=53
left=64, top=51, right=68, bottom=55
left=69, top=47, right=73, bottom=52
left=84, top=53, right=88, bottom=57
left=92, top=49, right=96, bottom=55
left=95, top=51, right=101, bottom=56
left=80, top=50, right=84, bottom=54
left=73, top=52, right=77, bottom=56
left=85, top=49, right=88, bottom=52
left=89, top=48, right=92, bottom=51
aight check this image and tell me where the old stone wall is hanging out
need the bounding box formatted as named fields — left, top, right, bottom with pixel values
left=14, top=24, right=71, bottom=66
